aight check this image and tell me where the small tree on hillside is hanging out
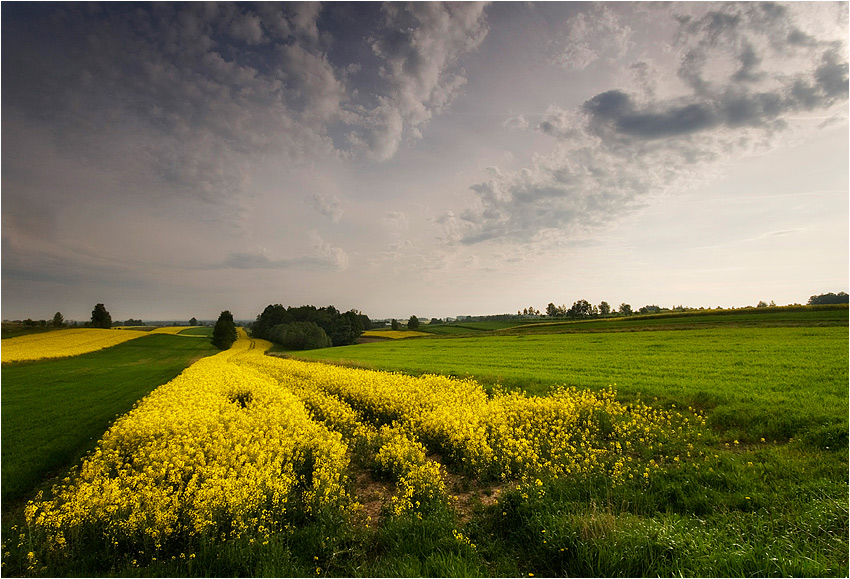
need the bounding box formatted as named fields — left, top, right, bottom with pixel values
left=391, top=319, right=399, bottom=330
left=52, top=312, right=64, bottom=327
left=91, top=304, right=112, bottom=328
left=408, top=315, right=420, bottom=330
left=212, top=310, right=238, bottom=350
left=599, top=301, right=611, bottom=316
left=189, top=317, right=198, bottom=326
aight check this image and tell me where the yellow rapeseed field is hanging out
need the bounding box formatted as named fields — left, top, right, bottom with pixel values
left=1, top=328, right=149, bottom=364
left=149, top=326, right=195, bottom=335
left=24, top=330, right=706, bottom=567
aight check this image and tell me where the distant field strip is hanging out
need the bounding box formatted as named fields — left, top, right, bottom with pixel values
left=362, top=330, right=431, bottom=339
left=1, top=328, right=149, bottom=363
left=149, top=326, right=198, bottom=335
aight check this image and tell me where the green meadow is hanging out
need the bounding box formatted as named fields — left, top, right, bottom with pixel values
left=2, top=307, right=848, bottom=577
left=294, top=312, right=849, bottom=446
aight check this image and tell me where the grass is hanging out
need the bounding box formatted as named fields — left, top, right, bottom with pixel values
left=289, top=324, right=848, bottom=445
left=178, top=326, right=213, bottom=337
left=1, top=334, right=218, bottom=504
left=2, top=307, right=847, bottom=576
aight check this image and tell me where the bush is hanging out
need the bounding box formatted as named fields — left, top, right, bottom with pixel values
left=212, top=310, right=237, bottom=350
left=271, top=322, right=332, bottom=351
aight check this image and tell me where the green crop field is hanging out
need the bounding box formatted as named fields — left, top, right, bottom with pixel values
left=1, top=334, right=218, bottom=504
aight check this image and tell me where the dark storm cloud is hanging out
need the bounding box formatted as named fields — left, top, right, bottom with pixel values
left=2, top=2, right=490, bottom=206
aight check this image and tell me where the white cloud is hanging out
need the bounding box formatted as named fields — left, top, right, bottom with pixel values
left=548, top=4, right=634, bottom=71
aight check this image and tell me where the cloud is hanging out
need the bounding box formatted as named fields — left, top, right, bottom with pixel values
left=443, top=2, right=848, bottom=246
left=2, top=2, right=490, bottom=226
left=503, top=114, right=530, bottom=130
left=348, top=2, right=490, bottom=160
left=310, top=192, right=343, bottom=223
left=212, top=233, right=348, bottom=271
left=382, top=211, right=409, bottom=236
left=548, top=4, right=633, bottom=71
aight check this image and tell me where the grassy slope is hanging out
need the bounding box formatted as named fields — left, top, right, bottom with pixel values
left=1, top=334, right=218, bottom=503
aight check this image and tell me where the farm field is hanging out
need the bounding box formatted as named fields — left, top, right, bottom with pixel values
left=1, top=333, right=219, bottom=504
left=2, top=310, right=848, bottom=577
left=361, top=330, right=432, bottom=339
left=291, top=324, right=849, bottom=446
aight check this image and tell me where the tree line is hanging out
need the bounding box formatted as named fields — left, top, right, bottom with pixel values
left=250, top=304, right=370, bottom=351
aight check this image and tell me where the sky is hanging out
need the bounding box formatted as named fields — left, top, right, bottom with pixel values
left=2, top=1, right=848, bottom=322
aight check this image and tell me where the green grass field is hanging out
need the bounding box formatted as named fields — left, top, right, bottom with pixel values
left=291, top=322, right=848, bottom=446
left=2, top=308, right=847, bottom=577
left=1, top=334, right=218, bottom=504
left=178, top=326, right=214, bottom=337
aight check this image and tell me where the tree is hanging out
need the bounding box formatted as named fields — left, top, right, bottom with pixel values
left=391, top=319, right=399, bottom=330
left=359, top=313, right=372, bottom=331
left=91, top=303, right=112, bottom=328
left=408, top=315, right=420, bottom=330
left=252, top=304, right=364, bottom=346
left=808, top=292, right=849, bottom=305
left=546, top=303, right=559, bottom=317
left=756, top=301, right=769, bottom=308
left=567, top=299, right=593, bottom=318
left=212, top=310, right=238, bottom=350
left=270, top=321, right=332, bottom=350
left=189, top=317, right=198, bottom=326
left=619, top=303, right=632, bottom=316
left=52, top=312, right=64, bottom=327
left=599, top=301, right=611, bottom=316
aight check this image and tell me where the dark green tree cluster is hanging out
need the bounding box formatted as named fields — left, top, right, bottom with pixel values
left=808, top=292, right=849, bottom=305
left=268, top=321, right=332, bottom=350
left=251, top=304, right=368, bottom=348
left=123, top=318, right=144, bottom=326
left=212, top=310, right=238, bottom=350
left=407, top=315, right=420, bottom=330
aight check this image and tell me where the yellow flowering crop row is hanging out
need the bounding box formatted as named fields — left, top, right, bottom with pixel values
left=237, top=354, right=703, bottom=483
left=25, top=332, right=352, bottom=556
left=1, top=329, right=149, bottom=363
left=25, top=331, right=705, bottom=565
